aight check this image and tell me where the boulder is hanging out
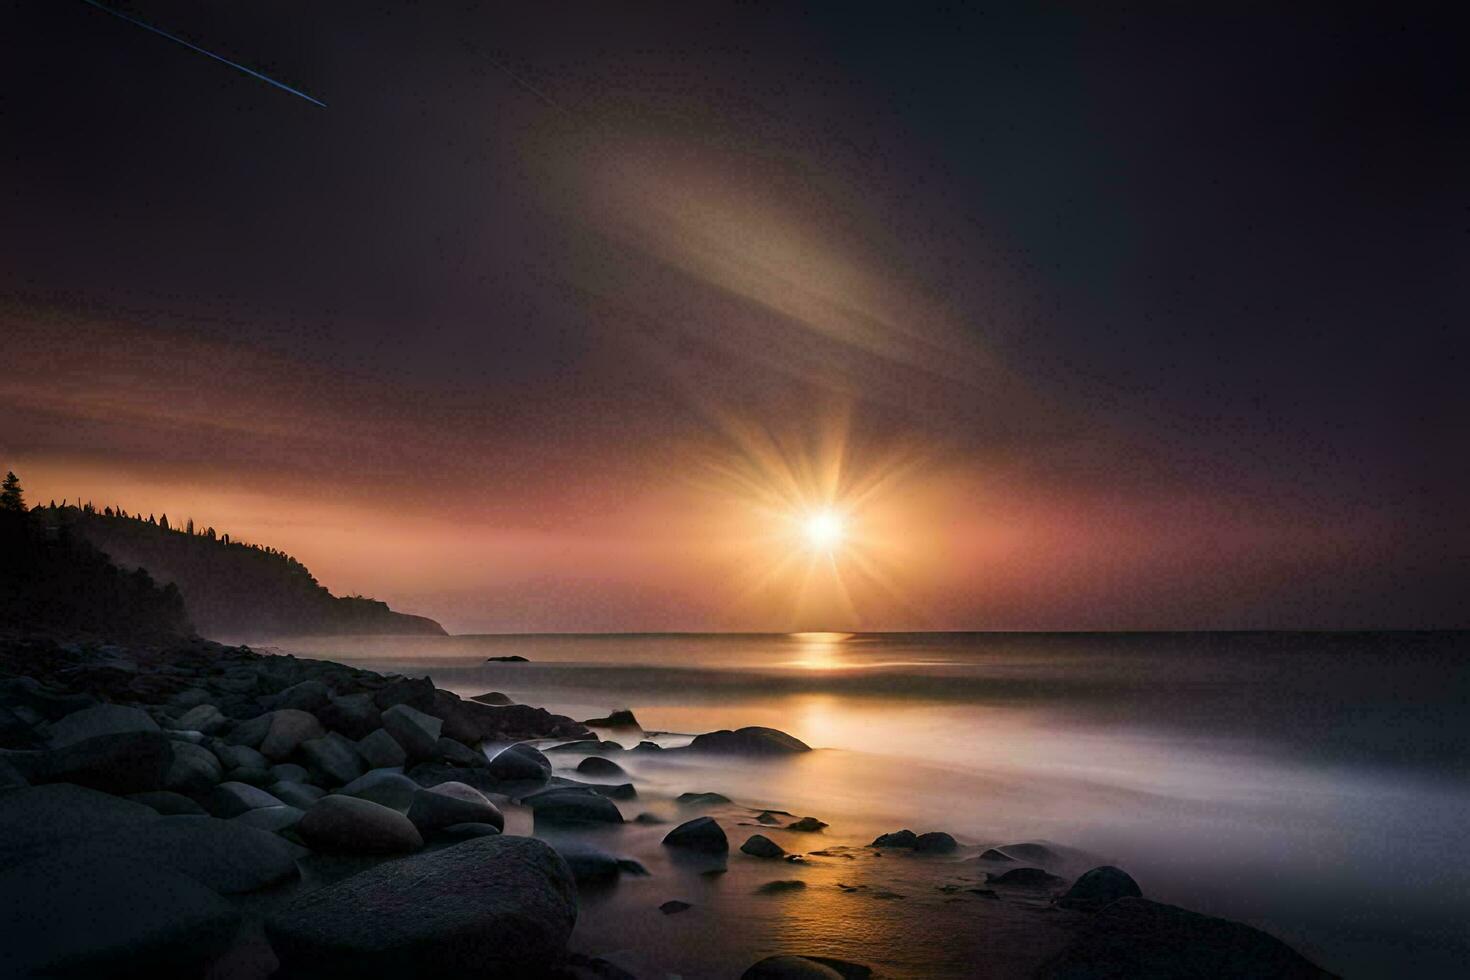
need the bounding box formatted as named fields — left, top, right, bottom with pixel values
left=358, top=728, right=408, bottom=769
left=214, top=742, right=270, bottom=771
left=128, top=790, right=207, bottom=816
left=589, top=782, right=637, bottom=800
left=547, top=739, right=623, bottom=754
left=997, top=841, right=1060, bottom=865
left=1037, top=898, right=1335, bottom=979
left=64, top=814, right=302, bottom=893
left=439, top=822, right=503, bottom=840
left=987, top=867, right=1067, bottom=889
left=300, top=732, right=365, bottom=786
left=373, top=676, right=438, bottom=713
left=582, top=709, right=641, bottom=729
left=470, top=691, right=513, bottom=705
left=47, top=703, right=159, bottom=747
left=871, top=830, right=918, bottom=848
left=633, top=740, right=663, bottom=752
left=487, top=742, right=552, bottom=781
left=1057, top=865, right=1144, bottom=911
left=0, top=852, right=239, bottom=976
left=436, top=694, right=589, bottom=744
left=742, top=955, right=872, bottom=979
left=0, top=784, right=157, bottom=868
left=660, top=900, right=692, bottom=914
left=225, top=712, right=273, bottom=748
left=296, top=795, right=424, bottom=854
left=554, top=842, right=640, bottom=884
left=338, top=769, right=421, bottom=811
left=741, top=834, right=785, bottom=859
left=407, top=781, right=505, bottom=835
left=317, top=692, right=383, bottom=739
left=686, top=726, right=810, bottom=755
left=914, top=832, right=958, bottom=853
left=663, top=816, right=728, bottom=853
left=436, top=736, right=488, bottom=768
left=677, top=791, right=731, bottom=806
left=485, top=655, right=528, bottom=662
left=30, top=731, right=172, bottom=794
left=170, top=687, right=214, bottom=710
left=978, top=847, right=1015, bottom=862
left=270, top=780, right=326, bottom=809
left=270, top=762, right=311, bottom=783
left=165, top=740, right=224, bottom=794
left=268, top=680, right=331, bottom=713
left=786, top=816, right=828, bottom=832
left=228, top=765, right=275, bottom=787
left=234, top=805, right=306, bottom=834
left=523, top=787, right=625, bottom=826
left=381, top=703, right=443, bottom=760
left=756, top=879, right=807, bottom=894
left=267, top=836, right=576, bottom=975
left=207, top=781, right=285, bottom=818
left=576, top=756, right=626, bottom=778
left=176, top=703, right=229, bottom=735
left=260, top=708, right=325, bottom=760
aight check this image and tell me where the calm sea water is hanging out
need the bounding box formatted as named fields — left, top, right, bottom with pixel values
left=263, top=631, right=1470, bottom=977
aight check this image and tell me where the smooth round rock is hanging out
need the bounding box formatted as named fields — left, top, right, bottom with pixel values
left=663, top=816, right=728, bottom=853
left=1057, top=865, right=1143, bottom=911
left=296, top=795, right=423, bottom=854
left=741, top=834, right=785, bottom=859
left=407, top=781, right=504, bottom=834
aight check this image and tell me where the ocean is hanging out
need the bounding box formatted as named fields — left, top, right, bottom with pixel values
left=261, top=630, right=1470, bottom=977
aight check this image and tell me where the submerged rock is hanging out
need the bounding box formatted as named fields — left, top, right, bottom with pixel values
left=660, top=900, right=692, bottom=914
left=756, top=879, right=807, bottom=894
left=1037, top=897, right=1336, bottom=978
left=663, top=816, right=728, bottom=853
left=686, top=726, right=811, bottom=755
left=987, top=867, right=1068, bottom=889
left=677, top=791, right=731, bottom=806
left=1057, top=865, right=1144, bottom=911
left=785, top=816, right=828, bottom=832
left=267, top=836, right=576, bottom=976
left=978, top=847, right=1015, bottom=862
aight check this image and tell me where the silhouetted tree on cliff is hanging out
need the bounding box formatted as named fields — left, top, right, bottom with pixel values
left=0, top=472, right=24, bottom=513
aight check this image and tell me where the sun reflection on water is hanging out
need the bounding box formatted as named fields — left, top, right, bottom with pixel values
left=787, top=631, right=854, bottom=670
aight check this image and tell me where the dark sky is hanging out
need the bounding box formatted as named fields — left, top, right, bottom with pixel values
left=3, top=3, right=1465, bottom=630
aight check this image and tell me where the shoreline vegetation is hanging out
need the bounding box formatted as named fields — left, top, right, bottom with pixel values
left=0, top=477, right=1336, bottom=977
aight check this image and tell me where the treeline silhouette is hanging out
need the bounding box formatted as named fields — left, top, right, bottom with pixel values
left=0, top=505, right=191, bottom=640
left=7, top=475, right=444, bottom=639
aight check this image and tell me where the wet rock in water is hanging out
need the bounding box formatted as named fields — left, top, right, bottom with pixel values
left=485, top=654, right=529, bottom=662
left=686, top=726, right=811, bottom=755
left=267, top=835, right=576, bottom=975
left=554, top=842, right=644, bottom=884
left=634, top=812, right=667, bottom=824
left=988, top=867, right=1068, bottom=889
left=756, top=879, right=807, bottom=894
left=207, top=780, right=285, bottom=817
left=128, top=790, right=208, bottom=816
left=632, top=740, right=663, bottom=752
left=0, top=852, right=239, bottom=976
left=978, top=847, right=1015, bottom=862
left=300, top=732, right=366, bottom=786
left=380, top=703, right=443, bottom=761
left=317, top=692, right=383, bottom=739
left=582, top=708, right=641, bottom=729
left=1057, top=865, right=1144, bottom=911
left=357, top=727, right=408, bottom=769
left=47, top=703, right=159, bottom=747
left=270, top=779, right=326, bottom=809
left=755, top=810, right=787, bottom=825
left=1037, top=897, right=1336, bottom=979
left=742, top=955, right=873, bottom=979
left=470, top=691, right=513, bottom=705
left=663, top=815, right=728, bottom=853
left=295, top=794, right=424, bottom=854
left=786, top=816, right=828, bottom=832
left=435, top=736, right=488, bottom=768
left=233, top=804, right=305, bottom=834
left=487, top=741, right=553, bottom=781
left=871, top=829, right=918, bottom=848
left=914, top=831, right=958, bottom=853
left=576, top=755, right=627, bottom=778
left=660, top=899, right=692, bottom=914
left=175, top=703, right=228, bottom=735
left=165, top=740, right=223, bottom=794
left=997, top=841, right=1060, bottom=865
left=588, top=781, right=637, bottom=800
left=407, top=781, right=505, bottom=834
left=524, top=787, right=625, bottom=826
left=677, top=791, right=732, bottom=806
left=260, top=708, right=325, bottom=760
left=548, top=738, right=624, bottom=754
left=741, top=834, right=786, bottom=859
left=337, top=769, right=420, bottom=812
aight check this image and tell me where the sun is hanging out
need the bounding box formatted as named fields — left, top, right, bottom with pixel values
left=802, top=509, right=846, bottom=551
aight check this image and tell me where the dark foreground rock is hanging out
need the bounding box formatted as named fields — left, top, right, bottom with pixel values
left=407, top=781, right=504, bottom=835
left=0, top=851, right=240, bottom=976
left=1037, top=897, right=1336, bottom=979
left=742, top=955, right=873, bottom=979
left=1057, top=865, right=1143, bottom=911
left=686, top=726, right=811, bottom=755
left=267, top=835, right=577, bottom=977
left=488, top=741, right=553, bottom=781
left=296, top=794, right=424, bottom=853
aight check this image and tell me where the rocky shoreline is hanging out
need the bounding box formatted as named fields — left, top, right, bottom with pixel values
left=0, top=632, right=1337, bottom=978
